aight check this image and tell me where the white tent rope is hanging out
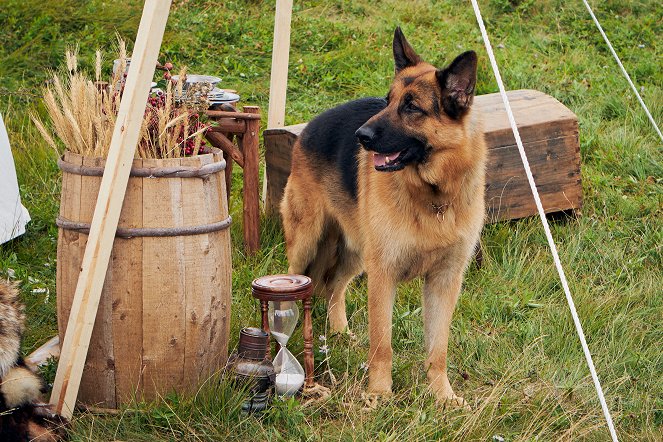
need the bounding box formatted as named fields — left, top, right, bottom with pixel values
left=469, top=1, right=619, bottom=440
left=582, top=0, right=663, bottom=142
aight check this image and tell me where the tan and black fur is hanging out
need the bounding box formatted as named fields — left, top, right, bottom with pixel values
left=281, top=28, right=486, bottom=404
left=0, top=280, right=67, bottom=441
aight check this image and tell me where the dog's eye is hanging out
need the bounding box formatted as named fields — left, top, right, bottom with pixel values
left=404, top=101, right=424, bottom=114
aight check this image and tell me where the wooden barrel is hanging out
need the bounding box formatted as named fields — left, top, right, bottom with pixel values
left=56, top=149, right=232, bottom=408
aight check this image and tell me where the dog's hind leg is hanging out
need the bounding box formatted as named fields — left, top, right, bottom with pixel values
left=323, top=244, right=362, bottom=334
left=298, top=226, right=361, bottom=334
left=280, top=175, right=326, bottom=275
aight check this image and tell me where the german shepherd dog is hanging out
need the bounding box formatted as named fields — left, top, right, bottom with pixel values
left=280, top=28, right=486, bottom=405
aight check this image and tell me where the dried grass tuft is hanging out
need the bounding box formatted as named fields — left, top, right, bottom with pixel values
left=65, top=45, right=78, bottom=73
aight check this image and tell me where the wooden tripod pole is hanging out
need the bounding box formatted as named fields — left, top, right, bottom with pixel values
left=263, top=0, right=293, bottom=207
left=267, top=0, right=293, bottom=129
left=49, top=0, right=172, bottom=419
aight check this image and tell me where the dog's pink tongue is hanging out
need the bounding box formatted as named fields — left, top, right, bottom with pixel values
left=373, top=153, right=388, bottom=167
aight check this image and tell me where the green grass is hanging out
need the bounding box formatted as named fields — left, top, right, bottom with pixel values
left=1, top=0, right=661, bottom=440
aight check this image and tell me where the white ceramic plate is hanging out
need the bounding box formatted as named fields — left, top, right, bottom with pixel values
left=208, top=89, right=240, bottom=102
left=171, top=74, right=221, bottom=85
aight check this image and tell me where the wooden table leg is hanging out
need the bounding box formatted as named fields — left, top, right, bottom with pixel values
left=220, top=131, right=234, bottom=208
left=223, top=151, right=233, bottom=208
left=239, top=106, right=260, bottom=254
left=302, top=297, right=314, bottom=388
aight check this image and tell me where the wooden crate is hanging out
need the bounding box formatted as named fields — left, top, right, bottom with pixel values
left=264, top=89, right=582, bottom=221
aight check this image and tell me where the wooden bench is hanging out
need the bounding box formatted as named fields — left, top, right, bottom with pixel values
left=263, top=89, right=582, bottom=222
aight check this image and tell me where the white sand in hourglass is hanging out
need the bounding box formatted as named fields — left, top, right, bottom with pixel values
left=269, top=300, right=305, bottom=396
left=275, top=373, right=305, bottom=396
left=270, top=330, right=290, bottom=346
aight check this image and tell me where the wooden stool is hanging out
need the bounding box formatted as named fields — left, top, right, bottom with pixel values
left=205, top=106, right=261, bottom=253
left=251, top=274, right=315, bottom=389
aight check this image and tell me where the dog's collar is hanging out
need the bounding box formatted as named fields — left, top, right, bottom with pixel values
left=428, top=175, right=467, bottom=221
left=431, top=201, right=451, bottom=221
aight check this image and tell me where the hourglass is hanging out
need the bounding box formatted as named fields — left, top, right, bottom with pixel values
left=251, top=275, right=314, bottom=394
left=268, top=300, right=305, bottom=395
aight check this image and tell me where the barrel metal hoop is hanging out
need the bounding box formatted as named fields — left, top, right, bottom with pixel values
left=57, top=157, right=227, bottom=178
left=56, top=216, right=232, bottom=238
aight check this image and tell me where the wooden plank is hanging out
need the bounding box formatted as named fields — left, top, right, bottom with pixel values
left=265, top=123, right=307, bottom=137
left=208, top=119, right=247, bottom=134
left=224, top=153, right=233, bottom=208
left=77, top=156, right=115, bottom=408
left=263, top=90, right=582, bottom=219
left=240, top=106, right=261, bottom=253
left=50, top=0, right=172, bottom=418
left=141, top=157, right=186, bottom=398
left=206, top=131, right=244, bottom=167
left=206, top=151, right=232, bottom=369
left=111, top=158, right=143, bottom=403
left=205, top=110, right=261, bottom=120
left=478, top=90, right=577, bottom=148
left=180, top=155, right=213, bottom=386
left=486, top=135, right=582, bottom=221
left=267, top=0, right=293, bottom=129
left=263, top=123, right=305, bottom=213
left=264, top=130, right=298, bottom=214
left=264, top=0, right=294, bottom=204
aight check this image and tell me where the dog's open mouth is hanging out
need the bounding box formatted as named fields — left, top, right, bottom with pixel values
left=373, top=150, right=407, bottom=171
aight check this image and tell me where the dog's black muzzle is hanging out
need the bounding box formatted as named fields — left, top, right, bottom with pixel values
left=356, top=122, right=428, bottom=172
left=355, top=125, right=377, bottom=150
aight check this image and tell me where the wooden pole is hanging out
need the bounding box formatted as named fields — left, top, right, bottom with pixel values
left=267, top=0, right=293, bottom=129
left=241, top=106, right=261, bottom=253
left=264, top=0, right=293, bottom=209
left=49, top=0, right=172, bottom=419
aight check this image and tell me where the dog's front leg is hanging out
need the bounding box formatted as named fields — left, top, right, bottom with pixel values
left=423, top=268, right=467, bottom=407
left=366, top=266, right=397, bottom=395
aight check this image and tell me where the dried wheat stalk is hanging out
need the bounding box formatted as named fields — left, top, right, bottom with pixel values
left=32, top=42, right=208, bottom=159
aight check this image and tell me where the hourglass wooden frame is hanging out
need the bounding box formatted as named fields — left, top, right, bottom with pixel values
left=251, top=275, right=314, bottom=388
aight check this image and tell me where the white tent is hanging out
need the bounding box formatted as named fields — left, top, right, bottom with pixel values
left=0, top=113, right=31, bottom=244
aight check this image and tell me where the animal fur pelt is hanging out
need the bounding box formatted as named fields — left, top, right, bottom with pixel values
left=0, top=279, right=67, bottom=441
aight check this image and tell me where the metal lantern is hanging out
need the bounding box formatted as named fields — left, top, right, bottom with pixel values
left=226, top=327, right=275, bottom=412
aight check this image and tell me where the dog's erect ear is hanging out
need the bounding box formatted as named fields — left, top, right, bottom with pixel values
left=393, top=27, right=421, bottom=73
left=436, top=51, right=478, bottom=118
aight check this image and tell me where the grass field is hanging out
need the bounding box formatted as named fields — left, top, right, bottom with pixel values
left=0, top=0, right=661, bottom=440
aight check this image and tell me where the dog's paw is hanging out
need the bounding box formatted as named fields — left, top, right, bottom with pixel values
left=427, top=370, right=469, bottom=410
left=367, top=376, right=392, bottom=396
left=330, top=328, right=357, bottom=342
left=327, top=312, right=349, bottom=336
left=360, top=391, right=393, bottom=411
left=437, top=394, right=471, bottom=411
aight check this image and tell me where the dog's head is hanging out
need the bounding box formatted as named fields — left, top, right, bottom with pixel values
left=356, top=27, right=478, bottom=172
